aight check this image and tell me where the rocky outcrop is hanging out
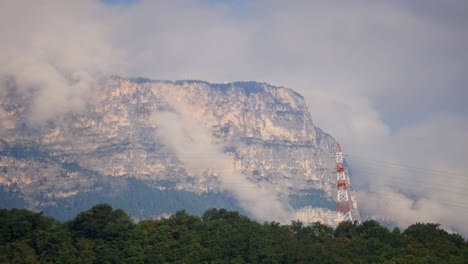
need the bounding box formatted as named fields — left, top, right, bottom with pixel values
left=0, top=77, right=359, bottom=224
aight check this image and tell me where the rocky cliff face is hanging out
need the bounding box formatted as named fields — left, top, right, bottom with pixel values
left=0, top=78, right=359, bottom=225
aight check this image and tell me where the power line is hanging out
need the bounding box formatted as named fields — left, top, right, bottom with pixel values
left=344, top=166, right=465, bottom=188
left=156, top=151, right=467, bottom=180
left=343, top=154, right=466, bottom=179
left=351, top=188, right=468, bottom=210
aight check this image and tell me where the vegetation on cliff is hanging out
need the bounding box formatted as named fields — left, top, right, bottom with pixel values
left=0, top=204, right=466, bottom=263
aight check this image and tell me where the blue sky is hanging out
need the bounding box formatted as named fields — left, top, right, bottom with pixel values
left=102, top=0, right=248, bottom=7
left=101, top=0, right=139, bottom=5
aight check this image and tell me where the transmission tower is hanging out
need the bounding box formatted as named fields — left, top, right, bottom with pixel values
left=336, top=143, right=353, bottom=222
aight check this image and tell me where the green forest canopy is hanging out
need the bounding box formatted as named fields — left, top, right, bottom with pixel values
left=0, top=205, right=467, bottom=263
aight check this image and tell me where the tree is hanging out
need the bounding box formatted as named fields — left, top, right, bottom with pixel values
left=67, top=204, right=134, bottom=240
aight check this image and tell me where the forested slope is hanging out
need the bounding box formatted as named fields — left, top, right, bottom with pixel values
left=0, top=205, right=466, bottom=263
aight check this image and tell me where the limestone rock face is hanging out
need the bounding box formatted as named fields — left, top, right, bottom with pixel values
left=0, top=78, right=359, bottom=224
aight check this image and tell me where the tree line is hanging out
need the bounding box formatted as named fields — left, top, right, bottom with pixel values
left=0, top=204, right=466, bottom=263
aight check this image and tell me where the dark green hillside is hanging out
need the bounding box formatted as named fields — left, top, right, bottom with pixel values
left=37, top=177, right=244, bottom=221
left=0, top=205, right=466, bottom=263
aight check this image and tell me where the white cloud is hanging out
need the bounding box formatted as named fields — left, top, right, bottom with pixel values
left=0, top=0, right=126, bottom=124
left=356, top=114, right=468, bottom=234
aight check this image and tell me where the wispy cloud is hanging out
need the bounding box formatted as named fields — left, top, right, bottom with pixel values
left=150, top=93, right=293, bottom=222
left=0, top=0, right=125, bottom=124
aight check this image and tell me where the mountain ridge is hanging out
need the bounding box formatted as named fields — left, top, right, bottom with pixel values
left=0, top=77, right=359, bottom=224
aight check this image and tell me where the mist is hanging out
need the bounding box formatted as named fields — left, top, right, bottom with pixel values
left=0, top=0, right=125, bottom=125
left=150, top=109, right=294, bottom=223
left=1, top=0, right=467, bottom=234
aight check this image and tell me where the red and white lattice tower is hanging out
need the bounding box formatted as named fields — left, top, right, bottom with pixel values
left=336, top=143, right=353, bottom=222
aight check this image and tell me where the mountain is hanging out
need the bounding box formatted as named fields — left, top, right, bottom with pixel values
left=0, top=77, right=360, bottom=225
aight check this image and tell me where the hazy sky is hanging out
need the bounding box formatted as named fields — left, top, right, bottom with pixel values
left=1, top=0, right=467, bottom=234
